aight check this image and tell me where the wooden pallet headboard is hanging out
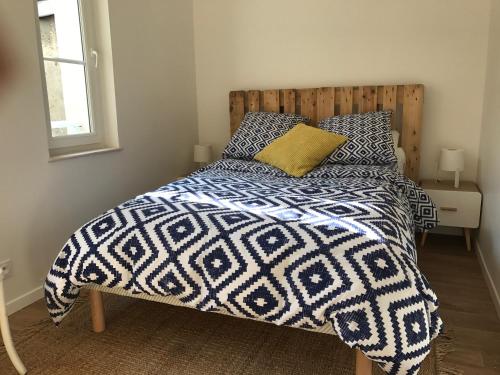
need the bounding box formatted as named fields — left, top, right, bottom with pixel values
left=229, top=84, right=423, bottom=181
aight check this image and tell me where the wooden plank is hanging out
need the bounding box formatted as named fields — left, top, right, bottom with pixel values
left=339, top=87, right=353, bottom=115
left=382, top=85, right=397, bottom=111
left=382, top=85, right=398, bottom=128
left=316, top=87, right=335, bottom=121
left=263, top=90, right=279, bottom=112
left=229, top=91, right=245, bottom=135
left=352, top=87, right=360, bottom=106
left=377, top=86, right=384, bottom=105
left=359, top=86, right=377, bottom=113
left=397, top=85, right=405, bottom=103
left=401, top=84, right=424, bottom=181
left=247, top=91, right=260, bottom=112
left=282, top=89, right=296, bottom=114
left=299, top=89, right=317, bottom=124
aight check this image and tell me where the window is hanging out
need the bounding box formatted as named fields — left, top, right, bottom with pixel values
left=36, top=0, right=103, bottom=150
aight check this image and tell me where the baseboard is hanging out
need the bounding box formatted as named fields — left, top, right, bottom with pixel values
left=6, top=285, right=44, bottom=316
left=475, top=240, right=500, bottom=320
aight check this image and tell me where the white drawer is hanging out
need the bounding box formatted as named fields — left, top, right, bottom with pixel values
left=426, top=189, right=481, bottom=228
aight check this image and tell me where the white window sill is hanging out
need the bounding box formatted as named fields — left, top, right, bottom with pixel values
left=48, top=146, right=122, bottom=162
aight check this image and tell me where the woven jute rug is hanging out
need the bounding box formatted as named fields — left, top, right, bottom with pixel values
left=0, top=292, right=458, bottom=374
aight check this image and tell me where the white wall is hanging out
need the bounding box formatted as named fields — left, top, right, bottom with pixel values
left=193, top=0, right=491, bottom=181
left=0, top=0, right=197, bottom=312
left=478, top=0, right=500, bottom=312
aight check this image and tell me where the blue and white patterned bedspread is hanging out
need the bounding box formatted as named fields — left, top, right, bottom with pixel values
left=45, top=160, right=441, bottom=374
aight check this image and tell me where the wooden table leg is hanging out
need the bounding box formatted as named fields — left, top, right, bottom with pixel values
left=420, top=231, right=428, bottom=249
left=464, top=228, right=472, bottom=252
left=89, top=290, right=106, bottom=333
left=356, top=349, right=372, bottom=375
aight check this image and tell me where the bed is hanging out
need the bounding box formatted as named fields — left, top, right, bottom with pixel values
left=45, top=84, right=442, bottom=375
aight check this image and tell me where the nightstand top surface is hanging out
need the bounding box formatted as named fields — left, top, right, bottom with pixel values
left=420, top=179, right=479, bottom=192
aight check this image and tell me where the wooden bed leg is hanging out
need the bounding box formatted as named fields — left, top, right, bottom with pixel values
left=356, top=349, right=372, bottom=375
left=464, top=228, right=472, bottom=252
left=420, top=230, right=428, bottom=249
left=89, top=290, right=106, bottom=333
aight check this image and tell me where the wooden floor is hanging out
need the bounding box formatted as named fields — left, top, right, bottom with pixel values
left=419, top=234, right=500, bottom=374
left=4, top=233, right=500, bottom=374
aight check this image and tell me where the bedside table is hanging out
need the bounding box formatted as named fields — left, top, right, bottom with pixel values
left=420, top=180, right=481, bottom=251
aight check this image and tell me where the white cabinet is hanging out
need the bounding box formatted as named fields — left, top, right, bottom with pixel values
left=420, top=180, right=482, bottom=251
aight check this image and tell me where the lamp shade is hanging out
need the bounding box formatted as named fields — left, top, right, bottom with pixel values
left=439, top=148, right=464, bottom=172
left=194, top=144, right=212, bottom=163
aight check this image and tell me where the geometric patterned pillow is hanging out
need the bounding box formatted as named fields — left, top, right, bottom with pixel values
left=222, top=112, right=310, bottom=160
left=319, top=110, right=397, bottom=166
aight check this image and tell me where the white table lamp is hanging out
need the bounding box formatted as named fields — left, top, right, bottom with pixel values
left=439, top=148, right=464, bottom=188
left=194, top=144, right=212, bottom=167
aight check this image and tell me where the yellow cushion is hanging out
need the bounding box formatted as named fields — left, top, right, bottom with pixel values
left=254, top=123, right=348, bottom=177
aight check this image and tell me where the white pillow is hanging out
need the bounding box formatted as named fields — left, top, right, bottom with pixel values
left=391, top=130, right=400, bottom=150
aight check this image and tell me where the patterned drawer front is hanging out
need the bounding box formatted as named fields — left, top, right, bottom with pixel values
left=426, top=189, right=481, bottom=228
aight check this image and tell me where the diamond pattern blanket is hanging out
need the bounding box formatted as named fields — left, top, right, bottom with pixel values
left=45, top=160, right=441, bottom=374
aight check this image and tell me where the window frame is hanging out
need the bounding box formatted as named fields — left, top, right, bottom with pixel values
left=35, top=0, right=103, bottom=150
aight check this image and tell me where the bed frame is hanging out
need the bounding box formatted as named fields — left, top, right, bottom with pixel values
left=87, top=84, right=424, bottom=375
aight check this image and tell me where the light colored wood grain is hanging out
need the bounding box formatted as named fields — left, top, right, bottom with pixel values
left=382, top=85, right=398, bottom=128
left=247, top=90, right=260, bottom=112
left=228, top=84, right=424, bottom=181
left=397, top=85, right=405, bottom=104
left=282, top=89, right=296, bottom=114
left=359, top=86, right=377, bottom=113
left=299, top=89, right=317, bottom=124
left=352, top=87, right=360, bottom=107
left=339, top=86, right=354, bottom=115
left=402, top=84, right=423, bottom=181
left=317, top=87, right=335, bottom=120
left=229, top=91, right=245, bottom=136
left=356, top=349, right=372, bottom=375
left=89, top=289, right=106, bottom=333
left=376, top=86, right=384, bottom=105
left=263, top=90, right=279, bottom=112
